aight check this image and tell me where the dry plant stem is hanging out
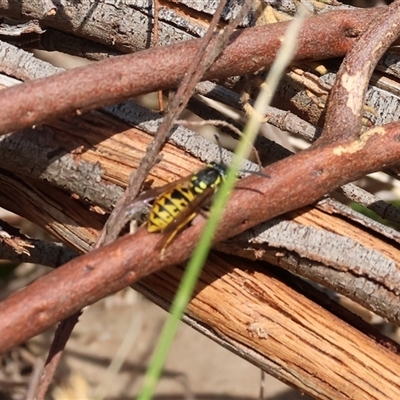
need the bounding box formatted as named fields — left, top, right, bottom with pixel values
left=337, top=185, right=400, bottom=226
left=98, top=0, right=233, bottom=245
left=34, top=2, right=242, bottom=397
left=321, top=0, right=400, bottom=144
left=0, top=8, right=379, bottom=136
left=26, top=357, right=44, bottom=400
left=1, top=122, right=400, bottom=353
left=33, top=2, right=240, bottom=395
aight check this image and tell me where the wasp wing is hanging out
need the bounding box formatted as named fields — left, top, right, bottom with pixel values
left=135, top=173, right=196, bottom=203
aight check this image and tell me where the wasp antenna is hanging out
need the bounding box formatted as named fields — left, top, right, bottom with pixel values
left=217, top=130, right=264, bottom=169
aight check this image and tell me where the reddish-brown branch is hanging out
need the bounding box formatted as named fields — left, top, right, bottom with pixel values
left=33, top=311, right=81, bottom=400
left=0, top=122, right=399, bottom=353
left=0, top=8, right=382, bottom=136
left=321, top=0, right=400, bottom=144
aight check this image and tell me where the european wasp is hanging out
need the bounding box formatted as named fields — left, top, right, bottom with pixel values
left=137, top=161, right=228, bottom=256
left=136, top=129, right=269, bottom=256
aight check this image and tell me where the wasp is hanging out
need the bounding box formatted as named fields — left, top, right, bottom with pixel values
left=136, top=155, right=269, bottom=257
left=136, top=161, right=229, bottom=256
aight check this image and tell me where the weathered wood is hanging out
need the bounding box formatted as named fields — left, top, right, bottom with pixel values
left=139, top=255, right=400, bottom=400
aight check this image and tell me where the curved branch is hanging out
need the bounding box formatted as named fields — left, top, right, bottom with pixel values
left=321, top=0, right=400, bottom=144
left=0, top=8, right=381, bottom=135
left=0, top=122, right=400, bottom=353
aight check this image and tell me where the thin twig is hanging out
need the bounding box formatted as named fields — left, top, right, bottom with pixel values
left=33, top=311, right=81, bottom=400
left=26, top=357, right=44, bottom=400
left=98, top=0, right=254, bottom=246
left=337, top=185, right=400, bottom=227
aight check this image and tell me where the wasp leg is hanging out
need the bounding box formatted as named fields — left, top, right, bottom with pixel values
left=129, top=219, right=139, bottom=234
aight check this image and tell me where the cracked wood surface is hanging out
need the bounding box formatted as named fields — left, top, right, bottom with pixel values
left=139, top=254, right=400, bottom=400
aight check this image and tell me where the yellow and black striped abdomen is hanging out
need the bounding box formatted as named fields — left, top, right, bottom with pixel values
left=147, top=184, right=197, bottom=232
left=146, top=162, right=228, bottom=236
